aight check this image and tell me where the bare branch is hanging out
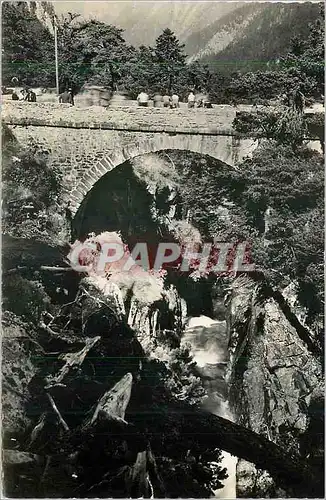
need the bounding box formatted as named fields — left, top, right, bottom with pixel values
left=46, top=393, right=70, bottom=432
left=44, top=336, right=101, bottom=388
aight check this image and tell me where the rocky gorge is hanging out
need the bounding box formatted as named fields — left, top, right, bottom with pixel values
left=2, top=138, right=324, bottom=498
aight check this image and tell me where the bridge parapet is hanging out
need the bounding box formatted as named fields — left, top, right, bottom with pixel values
left=2, top=101, right=240, bottom=135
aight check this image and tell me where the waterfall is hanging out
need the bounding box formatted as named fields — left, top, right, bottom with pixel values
left=182, top=315, right=237, bottom=499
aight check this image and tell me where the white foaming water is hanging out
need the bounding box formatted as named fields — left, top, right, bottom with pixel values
left=214, top=401, right=237, bottom=499
left=183, top=315, right=237, bottom=499
left=186, top=316, right=220, bottom=329
left=185, top=316, right=226, bottom=367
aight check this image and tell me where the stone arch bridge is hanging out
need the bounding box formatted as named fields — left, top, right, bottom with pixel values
left=6, top=101, right=322, bottom=217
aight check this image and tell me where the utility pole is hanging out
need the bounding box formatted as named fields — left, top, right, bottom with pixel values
left=54, top=18, right=59, bottom=95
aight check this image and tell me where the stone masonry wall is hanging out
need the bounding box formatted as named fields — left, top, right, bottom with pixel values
left=3, top=102, right=257, bottom=215
left=3, top=101, right=239, bottom=134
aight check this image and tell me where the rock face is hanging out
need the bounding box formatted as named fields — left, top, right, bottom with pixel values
left=2, top=312, right=37, bottom=438
left=83, top=237, right=324, bottom=497
left=225, top=276, right=323, bottom=497
left=121, top=281, right=187, bottom=355
left=83, top=268, right=187, bottom=357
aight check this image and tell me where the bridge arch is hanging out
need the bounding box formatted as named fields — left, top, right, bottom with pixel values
left=68, top=134, right=257, bottom=216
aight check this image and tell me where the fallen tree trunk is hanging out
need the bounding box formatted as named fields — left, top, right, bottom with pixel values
left=130, top=405, right=323, bottom=498
left=125, top=450, right=150, bottom=498
left=82, top=372, right=133, bottom=429
left=44, top=336, right=101, bottom=388
left=146, top=445, right=166, bottom=497
left=3, top=450, right=45, bottom=466
left=180, top=409, right=323, bottom=497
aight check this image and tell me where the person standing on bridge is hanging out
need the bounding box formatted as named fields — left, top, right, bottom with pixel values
left=68, top=88, right=74, bottom=106
left=170, top=92, right=180, bottom=108
left=152, top=91, right=163, bottom=108
left=59, top=88, right=74, bottom=105
left=18, top=88, right=26, bottom=101
left=25, top=89, right=37, bottom=102
left=137, top=90, right=149, bottom=107
left=187, top=91, right=195, bottom=108
left=162, top=93, right=171, bottom=108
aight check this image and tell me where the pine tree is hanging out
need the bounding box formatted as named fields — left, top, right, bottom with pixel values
left=154, top=28, right=187, bottom=93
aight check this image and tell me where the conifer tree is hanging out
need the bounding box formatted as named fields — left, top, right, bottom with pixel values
left=154, top=28, right=187, bottom=92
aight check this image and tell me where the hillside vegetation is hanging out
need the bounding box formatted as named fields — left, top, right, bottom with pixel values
left=2, top=1, right=324, bottom=104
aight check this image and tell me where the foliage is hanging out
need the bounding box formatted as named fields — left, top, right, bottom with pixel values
left=238, top=144, right=324, bottom=327
left=2, top=274, right=51, bottom=323
left=216, top=4, right=325, bottom=103
left=2, top=1, right=324, bottom=104
left=3, top=2, right=213, bottom=98
left=58, top=18, right=212, bottom=96
left=163, top=141, right=323, bottom=333
left=280, top=4, right=325, bottom=95
left=185, top=61, right=212, bottom=94
left=153, top=28, right=186, bottom=93
left=2, top=125, right=66, bottom=242
left=221, top=68, right=317, bottom=104
left=162, top=151, right=248, bottom=241
left=122, top=45, right=157, bottom=98
left=233, top=107, right=308, bottom=149
left=123, top=30, right=212, bottom=98
left=164, top=344, right=206, bottom=406
left=157, top=448, right=228, bottom=497
left=2, top=1, right=56, bottom=87
left=239, top=145, right=323, bottom=215
left=57, top=17, right=135, bottom=92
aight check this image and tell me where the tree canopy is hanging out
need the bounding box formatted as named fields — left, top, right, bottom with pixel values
left=2, top=1, right=324, bottom=103
left=153, top=28, right=187, bottom=92
left=57, top=17, right=136, bottom=92
left=2, top=1, right=55, bottom=87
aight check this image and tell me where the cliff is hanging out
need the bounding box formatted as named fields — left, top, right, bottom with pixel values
left=225, top=275, right=323, bottom=497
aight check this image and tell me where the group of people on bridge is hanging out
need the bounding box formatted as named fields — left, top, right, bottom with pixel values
left=10, top=84, right=307, bottom=114
left=11, top=87, right=74, bottom=105
left=137, top=90, right=213, bottom=108
left=12, top=88, right=36, bottom=102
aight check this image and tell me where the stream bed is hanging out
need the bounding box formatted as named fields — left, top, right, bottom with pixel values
left=182, top=315, right=237, bottom=498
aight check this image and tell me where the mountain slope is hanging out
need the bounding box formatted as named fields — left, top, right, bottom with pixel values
left=186, top=2, right=321, bottom=73
left=51, top=1, right=321, bottom=77
left=52, top=1, right=240, bottom=47
left=185, top=3, right=264, bottom=60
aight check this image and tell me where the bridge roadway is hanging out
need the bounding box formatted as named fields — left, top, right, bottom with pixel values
left=3, top=100, right=323, bottom=136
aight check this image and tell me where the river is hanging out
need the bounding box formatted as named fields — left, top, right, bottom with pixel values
left=181, top=315, right=237, bottom=499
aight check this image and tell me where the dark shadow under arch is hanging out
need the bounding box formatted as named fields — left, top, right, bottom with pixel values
left=71, top=149, right=234, bottom=243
